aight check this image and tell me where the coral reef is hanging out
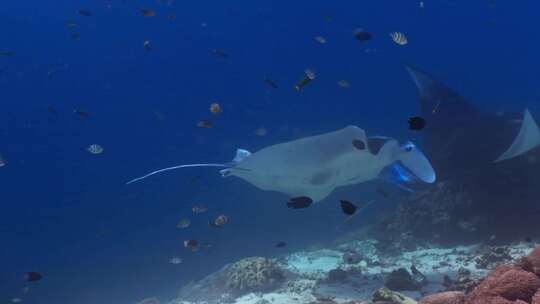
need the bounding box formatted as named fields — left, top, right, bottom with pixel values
left=171, top=240, right=537, bottom=304
left=175, top=256, right=286, bottom=303
left=224, top=257, right=285, bottom=293
left=419, top=246, right=540, bottom=304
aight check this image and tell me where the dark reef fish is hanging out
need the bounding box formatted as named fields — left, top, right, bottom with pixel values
left=73, top=109, right=90, bottom=117
left=211, top=49, right=229, bottom=58
left=25, top=272, right=42, bottom=282
left=264, top=77, right=278, bottom=89
left=287, top=196, right=313, bottom=209
left=339, top=200, right=357, bottom=215
left=77, top=9, right=92, bottom=17
left=0, top=50, right=15, bottom=57
left=139, top=9, right=156, bottom=17
left=408, top=116, right=426, bottom=130
left=353, top=28, right=372, bottom=42
left=275, top=241, right=287, bottom=248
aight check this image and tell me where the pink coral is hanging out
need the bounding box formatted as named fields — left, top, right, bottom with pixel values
left=532, top=289, right=540, bottom=304
left=466, top=295, right=527, bottom=304
left=419, top=291, right=465, bottom=304
left=465, top=265, right=540, bottom=303
left=520, top=246, right=540, bottom=277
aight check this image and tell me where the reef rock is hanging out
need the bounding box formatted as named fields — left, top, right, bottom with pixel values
left=372, top=287, right=417, bottom=304
left=374, top=181, right=480, bottom=246
left=326, top=268, right=349, bottom=283
left=282, top=279, right=317, bottom=294
left=418, top=291, right=465, bottom=304
left=475, top=246, right=512, bottom=269
left=385, top=268, right=421, bottom=291
left=343, top=251, right=363, bottom=264
left=411, top=265, right=428, bottom=287
left=518, top=246, right=540, bottom=277
left=225, top=257, right=285, bottom=293
left=443, top=267, right=480, bottom=293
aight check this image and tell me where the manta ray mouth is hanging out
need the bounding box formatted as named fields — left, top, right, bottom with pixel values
left=378, top=141, right=436, bottom=191
left=379, top=161, right=430, bottom=192
left=398, top=141, right=437, bottom=184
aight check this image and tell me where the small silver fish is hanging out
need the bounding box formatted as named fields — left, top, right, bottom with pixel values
left=192, top=205, right=208, bottom=213
left=176, top=218, right=191, bottom=228
left=255, top=127, right=268, bottom=136
left=184, top=239, right=199, bottom=251
left=87, top=144, right=104, bottom=154
left=143, top=40, right=151, bottom=51
left=314, top=36, right=327, bottom=44
left=337, top=80, right=350, bottom=88
left=210, top=215, right=229, bottom=227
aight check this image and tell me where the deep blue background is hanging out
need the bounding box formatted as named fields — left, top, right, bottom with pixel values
left=1, top=1, right=539, bottom=303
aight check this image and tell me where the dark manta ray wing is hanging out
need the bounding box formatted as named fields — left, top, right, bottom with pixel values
left=404, top=65, right=516, bottom=179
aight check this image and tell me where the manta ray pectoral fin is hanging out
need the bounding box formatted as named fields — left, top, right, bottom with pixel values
left=220, top=148, right=253, bottom=178
left=405, top=64, right=437, bottom=98
left=231, top=149, right=251, bottom=164
left=495, top=109, right=540, bottom=163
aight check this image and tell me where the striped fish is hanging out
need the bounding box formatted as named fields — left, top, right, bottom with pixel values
left=390, top=31, right=408, bottom=46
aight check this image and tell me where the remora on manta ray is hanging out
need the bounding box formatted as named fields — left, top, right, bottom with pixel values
left=127, top=126, right=436, bottom=202
left=405, top=65, right=540, bottom=180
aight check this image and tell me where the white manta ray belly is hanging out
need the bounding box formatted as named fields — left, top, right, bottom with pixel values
left=223, top=126, right=385, bottom=202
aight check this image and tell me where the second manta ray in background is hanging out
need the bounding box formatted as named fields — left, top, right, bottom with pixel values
left=126, top=126, right=436, bottom=202
left=405, top=65, right=540, bottom=178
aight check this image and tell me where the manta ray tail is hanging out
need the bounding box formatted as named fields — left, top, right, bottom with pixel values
left=126, top=163, right=230, bottom=185
left=126, top=149, right=252, bottom=185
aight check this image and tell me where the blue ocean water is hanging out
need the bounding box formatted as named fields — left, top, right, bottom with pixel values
left=1, top=1, right=539, bottom=303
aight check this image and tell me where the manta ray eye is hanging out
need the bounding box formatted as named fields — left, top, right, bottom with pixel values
left=402, top=142, right=415, bottom=152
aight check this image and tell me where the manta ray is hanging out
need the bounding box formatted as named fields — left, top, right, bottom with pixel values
left=127, top=126, right=436, bottom=202
left=404, top=66, right=540, bottom=240
left=405, top=65, right=540, bottom=180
